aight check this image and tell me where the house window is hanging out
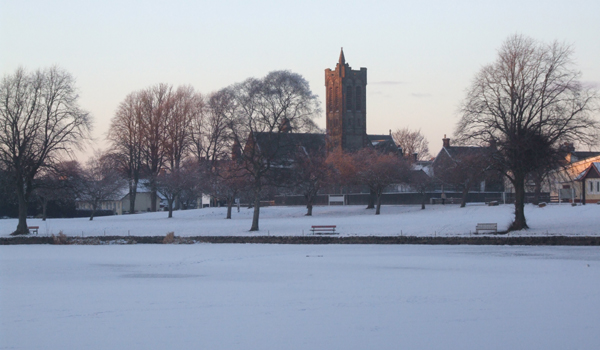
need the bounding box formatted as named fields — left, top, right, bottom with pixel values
left=346, top=86, right=353, bottom=110
left=355, top=87, right=361, bottom=111
left=588, top=180, right=600, bottom=194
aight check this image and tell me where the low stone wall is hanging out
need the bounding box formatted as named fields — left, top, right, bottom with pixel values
left=2, top=235, right=600, bottom=246
left=275, top=192, right=509, bottom=206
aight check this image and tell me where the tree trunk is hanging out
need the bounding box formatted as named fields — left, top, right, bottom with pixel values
left=14, top=183, right=29, bottom=235
left=366, top=189, right=375, bottom=209
left=150, top=190, right=158, bottom=212
left=42, top=198, right=48, bottom=221
left=305, top=192, right=314, bottom=216
left=90, top=203, right=97, bottom=221
left=226, top=196, right=233, bottom=219
left=167, top=197, right=174, bottom=218
left=174, top=194, right=180, bottom=211
left=129, top=181, right=138, bottom=214
left=250, top=193, right=260, bottom=231
left=460, top=187, right=469, bottom=208
left=421, top=193, right=426, bottom=210
left=509, top=175, right=528, bottom=231
left=533, top=175, right=542, bottom=205
left=375, top=193, right=382, bottom=215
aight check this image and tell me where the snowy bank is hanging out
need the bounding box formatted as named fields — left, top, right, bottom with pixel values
left=1, top=203, right=598, bottom=238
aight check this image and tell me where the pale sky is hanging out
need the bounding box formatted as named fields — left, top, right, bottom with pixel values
left=2, top=0, right=599, bottom=160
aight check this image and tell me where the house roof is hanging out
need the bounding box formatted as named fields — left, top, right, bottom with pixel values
left=367, top=134, right=399, bottom=153
left=409, top=169, right=431, bottom=182
left=432, top=146, right=492, bottom=168
left=119, top=182, right=167, bottom=200
left=367, top=134, right=394, bottom=144
left=570, top=152, right=600, bottom=163
left=442, top=146, right=490, bottom=159
left=574, top=162, right=600, bottom=181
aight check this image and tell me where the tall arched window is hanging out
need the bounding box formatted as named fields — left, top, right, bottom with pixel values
left=355, top=86, right=361, bottom=111
left=334, top=85, right=338, bottom=110
left=328, top=86, right=333, bottom=111
left=346, top=86, right=353, bottom=110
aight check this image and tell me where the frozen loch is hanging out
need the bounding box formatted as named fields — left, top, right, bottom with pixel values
left=1, top=244, right=600, bottom=350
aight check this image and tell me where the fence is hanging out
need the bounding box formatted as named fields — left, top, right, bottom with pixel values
left=274, top=192, right=510, bottom=206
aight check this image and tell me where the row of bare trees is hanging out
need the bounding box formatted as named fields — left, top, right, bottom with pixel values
left=105, top=71, right=322, bottom=229
left=107, top=84, right=204, bottom=214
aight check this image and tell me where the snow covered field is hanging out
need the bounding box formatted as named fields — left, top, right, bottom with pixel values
left=1, top=244, right=600, bottom=350
left=1, top=203, right=598, bottom=237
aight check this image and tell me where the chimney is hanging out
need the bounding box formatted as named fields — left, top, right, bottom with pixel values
left=413, top=153, right=418, bottom=162
left=442, top=134, right=450, bottom=148
left=279, top=118, right=292, bottom=133
left=563, top=142, right=575, bottom=153
left=489, top=138, right=496, bottom=150
left=231, top=139, right=241, bottom=161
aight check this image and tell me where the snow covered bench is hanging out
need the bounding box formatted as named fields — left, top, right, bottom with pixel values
left=475, top=223, right=497, bottom=234
left=311, top=225, right=337, bottom=235
left=28, top=226, right=39, bottom=235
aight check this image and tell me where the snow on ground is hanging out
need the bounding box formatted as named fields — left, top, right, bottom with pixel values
left=1, top=244, right=599, bottom=350
left=1, top=203, right=599, bottom=237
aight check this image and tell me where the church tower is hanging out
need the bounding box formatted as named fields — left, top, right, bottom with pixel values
left=325, top=48, right=368, bottom=152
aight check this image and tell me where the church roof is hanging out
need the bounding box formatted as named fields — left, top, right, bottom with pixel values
left=251, top=132, right=403, bottom=160
left=251, top=132, right=326, bottom=162
left=339, top=48, right=346, bottom=65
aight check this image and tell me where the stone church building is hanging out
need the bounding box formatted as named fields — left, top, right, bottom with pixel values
left=250, top=49, right=399, bottom=167
left=325, top=49, right=396, bottom=153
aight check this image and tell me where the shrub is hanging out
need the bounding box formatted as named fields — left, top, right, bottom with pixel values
left=163, top=232, right=175, bottom=244
left=52, top=231, right=69, bottom=245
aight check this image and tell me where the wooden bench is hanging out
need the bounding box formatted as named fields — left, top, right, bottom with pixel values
left=28, top=226, right=39, bottom=235
left=475, top=223, right=497, bottom=234
left=311, top=225, right=337, bottom=235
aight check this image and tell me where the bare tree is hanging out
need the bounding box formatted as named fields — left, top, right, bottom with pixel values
left=156, top=162, right=198, bottom=218
left=208, top=159, right=250, bottom=219
left=291, top=142, right=329, bottom=216
left=392, top=127, right=431, bottom=161
left=0, top=67, right=92, bottom=235
left=140, top=84, right=173, bottom=212
left=79, top=151, right=125, bottom=221
left=34, top=160, right=82, bottom=220
left=108, top=91, right=144, bottom=214
left=229, top=71, right=321, bottom=231
left=163, top=86, right=203, bottom=210
left=352, top=148, right=411, bottom=215
left=456, top=34, right=599, bottom=230
left=433, top=151, right=490, bottom=207
left=189, top=89, right=234, bottom=213
left=409, top=169, right=435, bottom=210
left=164, top=86, right=201, bottom=170
left=191, top=89, right=232, bottom=165
left=327, top=148, right=410, bottom=215
left=0, top=164, right=18, bottom=217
